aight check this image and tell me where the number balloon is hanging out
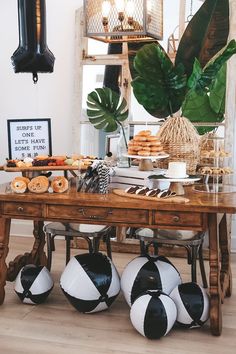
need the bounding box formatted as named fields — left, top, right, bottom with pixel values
left=11, top=0, right=55, bottom=83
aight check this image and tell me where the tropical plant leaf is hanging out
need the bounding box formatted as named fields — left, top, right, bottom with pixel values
left=87, top=87, right=128, bottom=133
left=182, top=40, right=236, bottom=128
left=186, top=39, right=236, bottom=94
left=209, top=65, right=226, bottom=114
left=175, top=0, right=229, bottom=78
left=128, top=41, right=162, bottom=80
left=131, top=43, right=187, bottom=118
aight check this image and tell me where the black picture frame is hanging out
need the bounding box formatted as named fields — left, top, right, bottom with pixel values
left=7, top=118, right=52, bottom=159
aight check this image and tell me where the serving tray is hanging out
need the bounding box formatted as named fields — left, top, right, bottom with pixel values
left=112, top=188, right=189, bottom=203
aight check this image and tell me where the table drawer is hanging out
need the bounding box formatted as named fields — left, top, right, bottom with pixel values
left=47, top=205, right=149, bottom=224
left=3, top=202, right=42, bottom=217
left=154, top=211, right=203, bottom=228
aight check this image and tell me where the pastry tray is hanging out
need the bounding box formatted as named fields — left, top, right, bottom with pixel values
left=3, top=165, right=80, bottom=172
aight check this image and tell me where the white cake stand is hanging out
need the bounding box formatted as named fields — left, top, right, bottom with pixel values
left=148, top=174, right=201, bottom=195
left=123, top=154, right=169, bottom=171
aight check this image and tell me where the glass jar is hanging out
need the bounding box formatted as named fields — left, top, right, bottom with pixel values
left=117, top=125, right=130, bottom=168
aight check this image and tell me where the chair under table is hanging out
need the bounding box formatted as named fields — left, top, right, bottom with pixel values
left=132, top=228, right=208, bottom=288
left=44, top=222, right=113, bottom=270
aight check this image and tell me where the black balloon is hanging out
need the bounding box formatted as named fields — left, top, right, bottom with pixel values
left=11, top=0, right=55, bottom=83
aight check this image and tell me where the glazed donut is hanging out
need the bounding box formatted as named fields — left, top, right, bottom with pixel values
left=141, top=141, right=151, bottom=147
left=146, top=136, right=158, bottom=142
left=138, top=150, right=150, bottom=156
left=133, top=136, right=147, bottom=142
left=129, top=145, right=141, bottom=151
left=150, top=151, right=160, bottom=156
left=11, top=177, right=30, bottom=193
left=150, top=146, right=163, bottom=152
left=141, top=147, right=151, bottom=152
left=128, top=140, right=135, bottom=146
left=28, top=176, right=49, bottom=194
left=137, top=130, right=151, bottom=136
left=51, top=176, right=69, bottom=193
left=149, top=141, right=162, bottom=146
left=128, top=149, right=136, bottom=155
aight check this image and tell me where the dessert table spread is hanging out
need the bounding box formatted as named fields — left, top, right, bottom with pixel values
left=0, top=180, right=235, bottom=336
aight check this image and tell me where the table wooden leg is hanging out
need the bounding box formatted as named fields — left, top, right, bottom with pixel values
left=0, top=217, right=11, bottom=305
left=7, top=220, right=47, bottom=281
left=219, top=214, right=232, bottom=298
left=208, top=213, right=222, bottom=336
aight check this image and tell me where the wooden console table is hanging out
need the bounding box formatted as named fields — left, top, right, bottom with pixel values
left=0, top=181, right=235, bottom=336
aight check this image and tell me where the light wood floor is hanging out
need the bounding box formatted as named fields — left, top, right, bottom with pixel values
left=1, top=236, right=236, bottom=354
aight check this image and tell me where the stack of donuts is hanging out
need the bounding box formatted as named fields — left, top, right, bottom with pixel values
left=128, top=130, right=164, bottom=156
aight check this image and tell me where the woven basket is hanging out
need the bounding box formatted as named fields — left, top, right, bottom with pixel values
left=157, top=116, right=200, bottom=174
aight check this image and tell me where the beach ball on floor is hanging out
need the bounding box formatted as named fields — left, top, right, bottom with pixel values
left=14, top=264, right=54, bottom=304
left=121, top=255, right=181, bottom=306
left=170, top=282, right=210, bottom=328
left=60, top=253, right=120, bottom=313
left=130, top=290, right=177, bottom=339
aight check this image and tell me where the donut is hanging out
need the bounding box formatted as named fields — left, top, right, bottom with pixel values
left=149, top=152, right=159, bottom=156
left=150, top=146, right=163, bottom=152
left=133, top=136, right=147, bottom=142
left=131, top=145, right=143, bottom=151
left=137, top=130, right=151, bottom=136
left=51, top=176, right=69, bottom=193
left=138, top=150, right=150, bottom=156
left=146, top=136, right=158, bottom=142
left=128, top=149, right=136, bottom=155
left=140, top=141, right=151, bottom=147
left=28, top=176, right=49, bottom=193
left=11, top=177, right=30, bottom=193
left=149, top=141, right=162, bottom=146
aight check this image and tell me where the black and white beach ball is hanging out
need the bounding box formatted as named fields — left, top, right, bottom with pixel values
left=60, top=253, right=120, bottom=313
left=130, top=290, right=177, bottom=339
left=14, top=264, right=54, bottom=304
left=121, top=255, right=181, bottom=306
left=170, top=282, right=210, bottom=328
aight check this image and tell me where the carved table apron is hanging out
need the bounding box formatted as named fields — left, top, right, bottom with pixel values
left=0, top=182, right=235, bottom=336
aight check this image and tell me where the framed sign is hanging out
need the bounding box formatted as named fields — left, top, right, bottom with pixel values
left=7, top=118, right=52, bottom=159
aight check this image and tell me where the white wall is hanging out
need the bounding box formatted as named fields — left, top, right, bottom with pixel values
left=0, top=0, right=83, bottom=183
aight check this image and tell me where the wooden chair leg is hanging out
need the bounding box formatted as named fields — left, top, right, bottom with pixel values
left=198, top=244, right=208, bottom=288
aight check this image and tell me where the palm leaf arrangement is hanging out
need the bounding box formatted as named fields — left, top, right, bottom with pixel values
left=129, top=0, right=233, bottom=134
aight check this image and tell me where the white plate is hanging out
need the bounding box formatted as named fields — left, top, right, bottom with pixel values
left=164, top=174, right=189, bottom=179
left=123, top=153, right=169, bottom=160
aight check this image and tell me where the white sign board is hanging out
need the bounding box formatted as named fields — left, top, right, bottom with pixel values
left=7, top=119, right=52, bottom=159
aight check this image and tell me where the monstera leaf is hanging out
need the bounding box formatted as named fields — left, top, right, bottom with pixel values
left=87, top=87, right=128, bottom=133
left=175, top=0, right=229, bottom=77
left=131, top=43, right=187, bottom=118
